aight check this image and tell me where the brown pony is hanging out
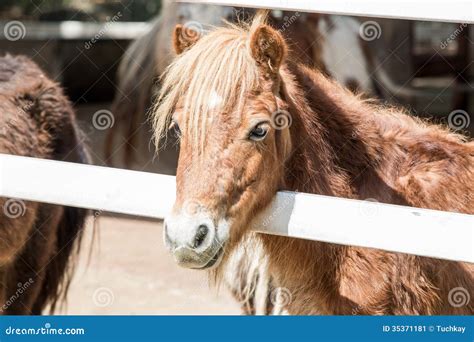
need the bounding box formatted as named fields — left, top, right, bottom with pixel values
left=154, top=13, right=473, bottom=314
left=0, top=55, right=89, bottom=314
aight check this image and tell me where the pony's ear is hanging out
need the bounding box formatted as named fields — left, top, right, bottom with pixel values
left=172, top=24, right=201, bottom=55
left=249, top=25, right=287, bottom=74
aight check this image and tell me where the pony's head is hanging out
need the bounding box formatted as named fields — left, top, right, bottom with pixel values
left=154, top=13, right=293, bottom=269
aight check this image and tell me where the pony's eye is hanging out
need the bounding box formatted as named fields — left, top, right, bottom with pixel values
left=169, top=120, right=181, bottom=138
left=249, top=123, right=269, bottom=141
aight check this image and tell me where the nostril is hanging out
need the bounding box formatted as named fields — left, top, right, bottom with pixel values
left=192, top=224, right=209, bottom=249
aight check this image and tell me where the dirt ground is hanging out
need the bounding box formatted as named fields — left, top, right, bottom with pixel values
left=61, top=215, right=241, bottom=315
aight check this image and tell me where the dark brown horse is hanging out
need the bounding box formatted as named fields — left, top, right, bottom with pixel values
left=155, top=12, right=473, bottom=315
left=0, top=55, right=89, bottom=314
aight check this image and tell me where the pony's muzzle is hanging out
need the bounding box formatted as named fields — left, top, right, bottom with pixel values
left=164, top=212, right=224, bottom=269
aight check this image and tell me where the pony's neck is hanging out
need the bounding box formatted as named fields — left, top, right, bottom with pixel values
left=261, top=63, right=380, bottom=310
left=280, top=62, right=372, bottom=198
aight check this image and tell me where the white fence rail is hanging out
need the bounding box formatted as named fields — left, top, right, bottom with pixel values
left=1, top=154, right=472, bottom=263
left=183, top=0, right=474, bottom=23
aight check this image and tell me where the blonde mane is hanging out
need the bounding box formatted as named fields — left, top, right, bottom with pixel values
left=152, top=12, right=269, bottom=151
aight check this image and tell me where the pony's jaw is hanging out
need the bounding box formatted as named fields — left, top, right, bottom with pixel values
left=164, top=210, right=230, bottom=269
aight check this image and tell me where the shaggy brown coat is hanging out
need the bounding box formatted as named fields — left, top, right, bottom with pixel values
left=0, top=55, right=89, bottom=314
left=157, top=13, right=473, bottom=315
left=261, top=61, right=474, bottom=314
